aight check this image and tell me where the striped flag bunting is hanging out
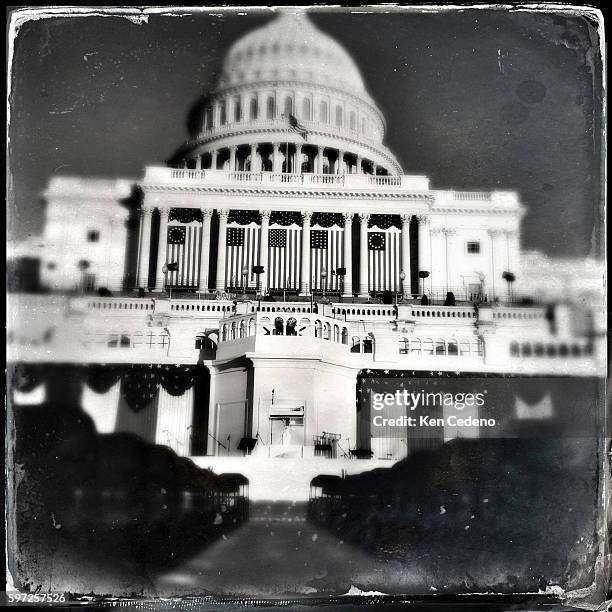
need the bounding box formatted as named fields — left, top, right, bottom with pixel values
left=310, top=226, right=344, bottom=291
left=166, top=223, right=202, bottom=288
left=268, top=226, right=302, bottom=289
left=368, top=227, right=402, bottom=292
left=225, top=223, right=260, bottom=289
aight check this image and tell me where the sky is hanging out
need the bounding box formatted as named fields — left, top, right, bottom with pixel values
left=8, top=7, right=604, bottom=258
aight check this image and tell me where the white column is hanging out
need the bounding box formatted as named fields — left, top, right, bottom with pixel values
left=488, top=229, right=503, bottom=301
left=342, top=212, right=353, bottom=297
left=358, top=212, right=370, bottom=297
left=211, top=149, right=218, bottom=169
left=196, top=154, right=202, bottom=170
left=154, top=208, right=169, bottom=291
left=317, top=146, right=324, bottom=174
left=300, top=211, right=312, bottom=295
left=356, top=155, right=362, bottom=174
left=372, top=162, right=378, bottom=176
left=417, top=214, right=431, bottom=295
left=137, top=207, right=153, bottom=289
left=229, top=145, right=237, bottom=171
left=250, top=143, right=259, bottom=171
left=442, top=228, right=456, bottom=293
left=401, top=214, right=411, bottom=298
left=273, top=143, right=281, bottom=173
left=259, top=210, right=271, bottom=295
left=337, top=150, right=344, bottom=174
left=295, top=143, right=302, bottom=173
left=198, top=209, right=213, bottom=293
left=215, top=209, right=229, bottom=292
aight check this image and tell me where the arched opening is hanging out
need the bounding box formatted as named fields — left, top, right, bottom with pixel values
left=323, top=322, right=331, bottom=340
left=314, top=320, right=322, bottom=338
left=341, top=327, right=348, bottom=345
left=234, top=97, right=241, bottom=122
left=220, top=100, right=227, bottom=125
left=274, top=317, right=284, bottom=335
left=284, top=96, right=293, bottom=117
left=302, top=98, right=311, bottom=120
left=250, top=96, right=258, bottom=120
left=349, top=111, right=356, bottom=131
left=335, top=105, right=343, bottom=127
left=260, top=316, right=271, bottom=335
left=351, top=336, right=361, bottom=353
left=286, top=317, right=297, bottom=336
left=363, top=338, right=373, bottom=353
left=298, top=318, right=310, bottom=336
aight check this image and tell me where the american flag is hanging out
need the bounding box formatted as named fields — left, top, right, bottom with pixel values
left=368, top=227, right=402, bottom=292
left=268, top=226, right=302, bottom=289
left=226, top=223, right=260, bottom=289
left=166, top=223, right=202, bottom=287
left=310, top=227, right=344, bottom=291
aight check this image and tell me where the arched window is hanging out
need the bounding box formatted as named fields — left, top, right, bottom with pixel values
left=333, top=325, right=340, bottom=343
left=399, top=337, right=409, bottom=354
left=204, top=107, right=213, bottom=130
left=448, top=341, right=458, bottom=355
left=230, top=321, right=237, bottom=340
left=284, top=96, right=293, bottom=117
left=349, top=111, right=356, bottom=131
left=239, top=320, right=246, bottom=338
left=510, top=341, right=520, bottom=356
left=260, top=316, right=271, bottom=335
left=299, top=318, right=310, bottom=336
left=534, top=343, right=545, bottom=356
left=335, top=105, right=343, bottom=126
left=361, top=117, right=365, bottom=134
left=411, top=338, right=422, bottom=355
left=323, top=322, right=331, bottom=340
left=435, top=339, right=446, bottom=355
left=248, top=318, right=255, bottom=335
left=423, top=338, right=434, bottom=356
left=286, top=317, right=297, bottom=336
left=274, top=317, right=284, bottom=335
left=221, top=325, right=227, bottom=342
left=351, top=336, right=361, bottom=353
left=302, top=98, right=311, bottom=120
left=521, top=343, right=532, bottom=356
left=267, top=96, right=275, bottom=119
left=341, top=327, right=348, bottom=345
left=363, top=338, right=373, bottom=353
left=220, top=100, right=227, bottom=125
left=319, top=101, right=328, bottom=123
left=250, top=96, right=258, bottom=120
left=234, top=97, right=241, bottom=122
left=314, top=320, right=322, bottom=338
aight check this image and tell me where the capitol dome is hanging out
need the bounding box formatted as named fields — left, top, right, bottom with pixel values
left=216, top=13, right=368, bottom=97
left=172, top=11, right=402, bottom=176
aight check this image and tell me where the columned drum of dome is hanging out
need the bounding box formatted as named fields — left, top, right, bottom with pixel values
left=170, top=13, right=402, bottom=177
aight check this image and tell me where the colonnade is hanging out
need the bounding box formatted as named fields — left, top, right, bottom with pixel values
left=136, top=208, right=419, bottom=297
left=180, top=142, right=388, bottom=176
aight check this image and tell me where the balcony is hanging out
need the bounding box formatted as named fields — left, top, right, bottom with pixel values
left=142, top=167, right=431, bottom=192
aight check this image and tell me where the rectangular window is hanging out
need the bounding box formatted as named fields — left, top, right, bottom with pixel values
left=87, top=230, right=100, bottom=243
left=466, top=241, right=480, bottom=254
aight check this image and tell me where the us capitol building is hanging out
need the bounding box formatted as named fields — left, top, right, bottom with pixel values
left=8, top=13, right=604, bottom=499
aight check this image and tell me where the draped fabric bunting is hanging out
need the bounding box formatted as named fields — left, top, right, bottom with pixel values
left=368, top=214, right=402, bottom=230
left=169, top=208, right=203, bottom=224
left=311, top=212, right=343, bottom=228
left=85, top=365, right=121, bottom=394
left=87, top=364, right=199, bottom=412
left=11, top=363, right=45, bottom=392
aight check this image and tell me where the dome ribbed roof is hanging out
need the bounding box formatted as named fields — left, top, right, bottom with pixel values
left=217, top=13, right=367, bottom=95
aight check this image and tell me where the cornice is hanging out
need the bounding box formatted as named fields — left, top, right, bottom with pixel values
left=142, top=183, right=434, bottom=201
